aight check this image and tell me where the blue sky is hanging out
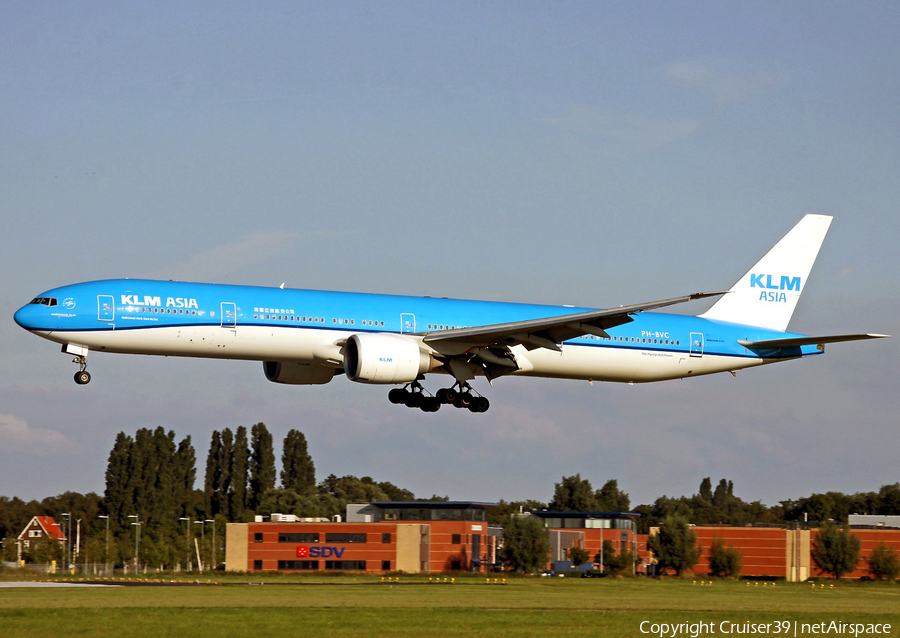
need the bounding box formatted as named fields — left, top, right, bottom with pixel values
left=2, top=2, right=898, bottom=509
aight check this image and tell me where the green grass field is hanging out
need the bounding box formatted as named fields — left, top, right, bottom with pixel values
left=1, top=576, right=898, bottom=637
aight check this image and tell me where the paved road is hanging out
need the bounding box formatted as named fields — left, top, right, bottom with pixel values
left=0, top=581, right=121, bottom=587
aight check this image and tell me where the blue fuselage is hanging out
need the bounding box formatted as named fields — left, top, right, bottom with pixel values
left=14, top=279, right=818, bottom=385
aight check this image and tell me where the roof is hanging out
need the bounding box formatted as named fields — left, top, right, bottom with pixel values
left=532, top=511, right=641, bottom=518
left=371, top=501, right=497, bottom=510
left=17, top=515, right=67, bottom=541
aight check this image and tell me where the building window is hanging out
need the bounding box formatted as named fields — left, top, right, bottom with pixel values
left=325, top=533, right=367, bottom=544
left=382, top=533, right=391, bottom=544
left=381, top=560, right=391, bottom=571
left=325, top=560, right=367, bottom=571
left=254, top=533, right=263, bottom=543
left=451, top=560, right=461, bottom=571
left=277, top=560, right=319, bottom=571
left=451, top=534, right=461, bottom=544
left=253, top=560, right=263, bottom=570
left=278, top=533, right=320, bottom=543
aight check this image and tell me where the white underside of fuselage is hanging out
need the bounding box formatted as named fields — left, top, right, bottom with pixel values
left=33, top=325, right=767, bottom=384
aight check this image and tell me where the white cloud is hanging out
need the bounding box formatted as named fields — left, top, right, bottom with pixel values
left=665, top=61, right=779, bottom=105
left=0, top=413, right=77, bottom=455
left=540, top=106, right=699, bottom=153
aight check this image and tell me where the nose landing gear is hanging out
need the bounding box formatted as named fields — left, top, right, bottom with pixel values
left=72, top=356, right=91, bottom=385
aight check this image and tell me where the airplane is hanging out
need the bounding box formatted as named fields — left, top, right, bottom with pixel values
left=14, top=215, right=888, bottom=413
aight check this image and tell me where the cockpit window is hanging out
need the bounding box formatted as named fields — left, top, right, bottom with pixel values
left=30, top=297, right=58, bottom=307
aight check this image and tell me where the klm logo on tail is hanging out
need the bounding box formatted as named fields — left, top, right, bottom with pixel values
left=750, top=274, right=801, bottom=303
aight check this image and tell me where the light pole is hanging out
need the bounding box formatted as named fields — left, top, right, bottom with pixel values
left=194, top=520, right=205, bottom=571
left=61, top=512, right=71, bottom=572
left=128, top=515, right=140, bottom=574
left=179, top=517, right=191, bottom=571
left=98, top=515, right=110, bottom=575
left=205, top=519, right=215, bottom=571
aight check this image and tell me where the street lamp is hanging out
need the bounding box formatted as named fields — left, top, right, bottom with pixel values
left=179, top=517, right=191, bottom=571
left=61, top=512, right=71, bottom=572
left=194, top=520, right=205, bottom=572
left=205, top=519, right=215, bottom=571
left=98, top=515, right=110, bottom=574
left=128, top=515, right=140, bottom=574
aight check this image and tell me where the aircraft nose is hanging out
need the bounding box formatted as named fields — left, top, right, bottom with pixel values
left=14, top=304, right=41, bottom=330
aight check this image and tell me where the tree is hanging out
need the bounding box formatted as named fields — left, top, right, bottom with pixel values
left=549, top=474, right=596, bottom=511
left=502, top=514, right=550, bottom=573
left=174, top=436, right=197, bottom=519
left=812, top=522, right=861, bottom=579
left=568, top=545, right=590, bottom=567
left=708, top=536, right=742, bottom=578
left=876, top=483, right=900, bottom=515
left=105, top=427, right=187, bottom=532
left=597, top=540, right=633, bottom=576
left=281, top=429, right=315, bottom=496
left=647, top=515, right=700, bottom=576
left=316, top=474, right=390, bottom=518
left=596, top=479, right=630, bottom=512
left=248, top=423, right=276, bottom=512
left=487, top=500, right=547, bottom=526
left=104, top=432, right=132, bottom=532
left=377, top=480, right=415, bottom=502
left=256, top=488, right=324, bottom=518
left=712, top=479, right=732, bottom=510
left=698, top=478, right=713, bottom=503
left=229, top=426, right=249, bottom=520
left=204, top=430, right=223, bottom=516
left=866, top=543, right=900, bottom=581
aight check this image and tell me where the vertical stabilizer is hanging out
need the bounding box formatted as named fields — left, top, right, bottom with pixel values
left=700, top=215, right=832, bottom=331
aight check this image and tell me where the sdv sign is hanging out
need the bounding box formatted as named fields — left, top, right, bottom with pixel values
left=297, top=546, right=346, bottom=558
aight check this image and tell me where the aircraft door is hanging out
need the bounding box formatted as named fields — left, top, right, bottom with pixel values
left=98, top=295, right=115, bottom=322
left=690, top=332, right=704, bottom=357
left=221, top=302, right=237, bottom=328
left=400, top=313, right=415, bottom=334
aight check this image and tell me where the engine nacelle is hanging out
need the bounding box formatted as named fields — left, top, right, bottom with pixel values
left=263, top=361, right=336, bottom=385
left=343, top=333, right=433, bottom=384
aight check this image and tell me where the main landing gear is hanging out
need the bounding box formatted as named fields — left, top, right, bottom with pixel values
left=73, top=355, right=91, bottom=385
left=388, top=381, right=490, bottom=413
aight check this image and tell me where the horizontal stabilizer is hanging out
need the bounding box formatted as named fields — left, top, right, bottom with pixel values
left=738, top=333, right=890, bottom=350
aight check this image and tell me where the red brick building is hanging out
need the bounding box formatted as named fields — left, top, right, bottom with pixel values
left=226, top=502, right=500, bottom=573
left=640, top=524, right=900, bottom=580
left=533, top=511, right=642, bottom=573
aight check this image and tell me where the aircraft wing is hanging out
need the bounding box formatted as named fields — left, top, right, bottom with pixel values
left=423, top=291, right=727, bottom=352
left=738, top=333, right=891, bottom=350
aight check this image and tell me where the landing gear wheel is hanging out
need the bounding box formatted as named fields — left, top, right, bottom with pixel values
left=388, top=388, right=408, bottom=404
left=404, top=392, right=424, bottom=409
left=437, top=388, right=458, bottom=404
left=453, top=392, right=473, bottom=409
left=468, top=396, right=490, bottom=413
left=420, top=396, right=441, bottom=413
left=74, top=370, right=91, bottom=385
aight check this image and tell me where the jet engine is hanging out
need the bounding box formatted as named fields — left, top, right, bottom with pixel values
left=343, top=333, right=434, bottom=384
left=263, top=361, right=336, bottom=385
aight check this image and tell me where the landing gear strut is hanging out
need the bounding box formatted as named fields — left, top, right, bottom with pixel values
left=72, top=356, right=91, bottom=385
left=438, top=382, right=490, bottom=413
